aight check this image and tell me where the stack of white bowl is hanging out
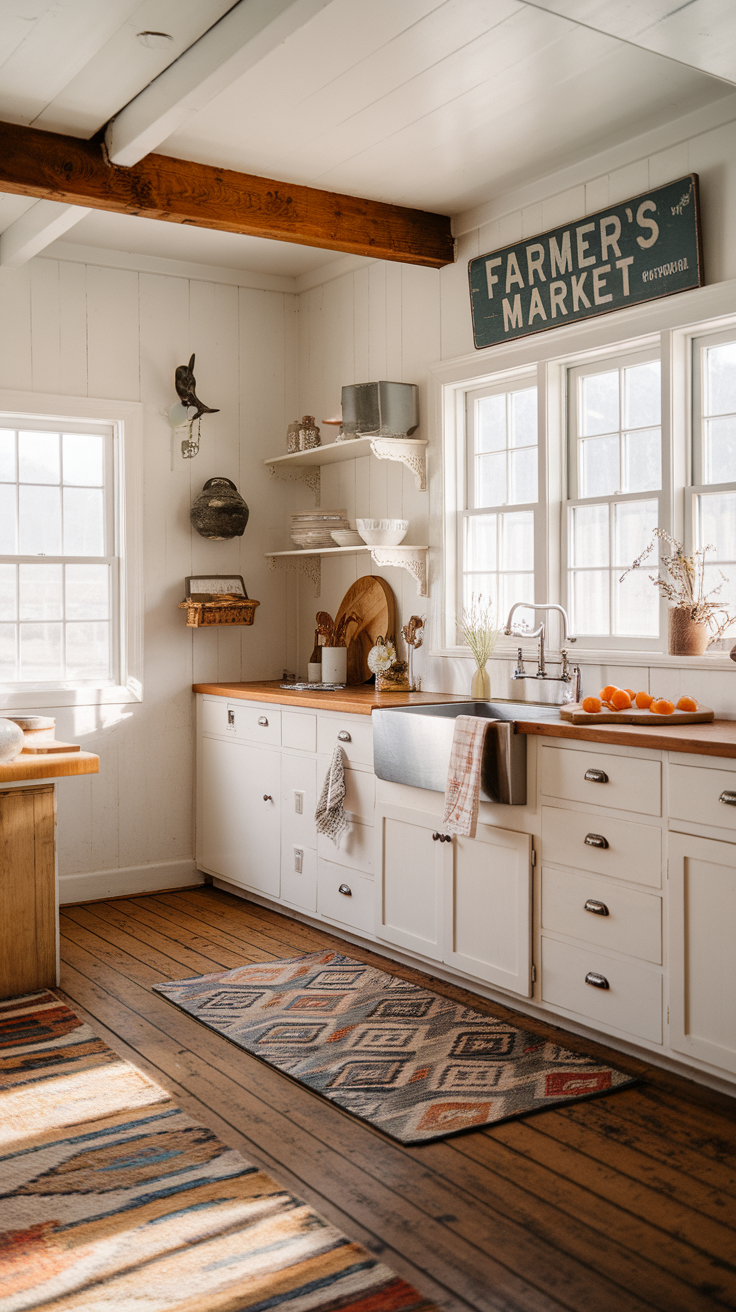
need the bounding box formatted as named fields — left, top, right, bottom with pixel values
left=291, top=510, right=349, bottom=549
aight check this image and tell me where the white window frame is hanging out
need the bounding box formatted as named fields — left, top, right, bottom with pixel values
left=431, top=274, right=736, bottom=670
left=687, top=323, right=736, bottom=643
left=562, top=345, right=669, bottom=652
left=0, top=390, right=143, bottom=709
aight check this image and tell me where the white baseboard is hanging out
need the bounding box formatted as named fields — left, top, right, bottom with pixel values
left=59, top=859, right=202, bottom=904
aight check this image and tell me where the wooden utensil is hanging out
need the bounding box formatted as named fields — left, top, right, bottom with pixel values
left=316, top=611, right=335, bottom=645
left=335, top=576, right=397, bottom=684
left=560, top=702, right=714, bottom=725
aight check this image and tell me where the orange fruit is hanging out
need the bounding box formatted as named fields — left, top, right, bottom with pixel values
left=610, top=689, right=632, bottom=710
left=635, top=690, right=653, bottom=709
left=600, top=685, right=618, bottom=701
left=677, top=695, right=698, bottom=712
left=651, top=698, right=675, bottom=715
left=581, top=696, right=602, bottom=713
left=624, top=689, right=636, bottom=699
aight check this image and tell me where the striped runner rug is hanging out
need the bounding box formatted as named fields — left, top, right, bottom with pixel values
left=0, top=991, right=438, bottom=1311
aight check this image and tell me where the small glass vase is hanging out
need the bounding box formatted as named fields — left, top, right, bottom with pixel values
left=470, top=663, right=491, bottom=700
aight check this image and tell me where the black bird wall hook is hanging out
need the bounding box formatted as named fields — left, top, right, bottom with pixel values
left=175, top=354, right=219, bottom=421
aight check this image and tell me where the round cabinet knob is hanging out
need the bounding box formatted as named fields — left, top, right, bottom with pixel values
left=584, top=898, right=610, bottom=916
left=263, top=794, right=273, bottom=802
left=584, top=833, right=609, bottom=849
left=258, top=716, right=269, bottom=727
left=585, top=971, right=610, bottom=990
left=432, top=832, right=440, bottom=841
left=719, top=790, right=736, bottom=806
left=584, top=768, right=609, bottom=783
left=338, top=883, right=352, bottom=896
left=337, top=730, right=351, bottom=742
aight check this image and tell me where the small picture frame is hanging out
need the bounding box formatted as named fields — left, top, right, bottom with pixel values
left=185, top=575, right=248, bottom=600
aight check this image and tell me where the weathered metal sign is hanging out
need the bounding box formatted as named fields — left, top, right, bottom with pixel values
left=468, top=174, right=703, bottom=349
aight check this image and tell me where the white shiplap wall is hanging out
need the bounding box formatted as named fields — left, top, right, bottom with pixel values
left=294, top=105, right=736, bottom=717
left=0, top=257, right=298, bottom=902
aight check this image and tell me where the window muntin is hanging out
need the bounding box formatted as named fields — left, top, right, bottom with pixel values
left=461, top=382, right=539, bottom=619
left=692, top=329, right=736, bottom=634
left=701, top=339, right=736, bottom=484
left=567, top=352, right=662, bottom=642
left=0, top=422, right=115, bottom=686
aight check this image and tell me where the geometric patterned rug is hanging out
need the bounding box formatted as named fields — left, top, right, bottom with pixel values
left=0, top=990, right=438, bottom=1311
left=153, top=950, right=637, bottom=1145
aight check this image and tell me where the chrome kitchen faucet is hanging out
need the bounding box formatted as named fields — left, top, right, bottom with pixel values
left=504, top=602, right=582, bottom=702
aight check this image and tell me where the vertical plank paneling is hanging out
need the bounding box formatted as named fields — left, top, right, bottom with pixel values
left=30, top=259, right=62, bottom=394
left=86, top=266, right=140, bottom=401
left=58, top=260, right=88, bottom=397
left=0, top=265, right=32, bottom=391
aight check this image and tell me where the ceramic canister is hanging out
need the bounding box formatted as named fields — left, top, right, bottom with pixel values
left=321, top=647, right=347, bottom=684
left=0, top=718, right=25, bottom=764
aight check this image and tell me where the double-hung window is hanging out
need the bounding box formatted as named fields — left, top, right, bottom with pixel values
left=692, top=329, right=736, bottom=628
left=565, top=350, right=663, bottom=647
left=0, top=420, right=116, bottom=687
left=461, top=378, right=540, bottom=620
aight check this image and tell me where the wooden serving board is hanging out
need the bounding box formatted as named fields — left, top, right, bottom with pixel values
left=560, top=702, right=714, bottom=726
left=21, top=739, right=81, bottom=754
left=335, top=576, right=397, bottom=684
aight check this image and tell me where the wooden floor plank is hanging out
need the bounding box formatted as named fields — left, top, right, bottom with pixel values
left=57, top=887, right=736, bottom=1312
left=58, top=940, right=574, bottom=1312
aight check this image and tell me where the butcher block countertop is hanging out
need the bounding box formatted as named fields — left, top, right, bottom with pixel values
left=0, top=751, right=99, bottom=783
left=193, top=681, right=471, bottom=715
left=194, top=681, right=736, bottom=757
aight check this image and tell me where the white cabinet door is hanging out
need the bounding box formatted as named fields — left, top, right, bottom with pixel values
left=444, top=825, right=532, bottom=997
left=200, top=736, right=280, bottom=897
left=669, top=832, right=736, bottom=1075
left=374, top=805, right=446, bottom=961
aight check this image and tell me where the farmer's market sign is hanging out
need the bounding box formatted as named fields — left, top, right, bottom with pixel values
left=468, top=174, right=703, bottom=349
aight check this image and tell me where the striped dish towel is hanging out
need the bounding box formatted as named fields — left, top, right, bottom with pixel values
left=442, top=715, right=493, bottom=838
left=315, top=743, right=349, bottom=846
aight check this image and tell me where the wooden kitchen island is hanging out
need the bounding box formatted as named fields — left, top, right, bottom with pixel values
left=0, top=750, right=99, bottom=999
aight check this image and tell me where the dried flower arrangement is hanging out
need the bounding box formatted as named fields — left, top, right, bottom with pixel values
left=458, top=594, right=501, bottom=697
left=620, top=527, right=734, bottom=646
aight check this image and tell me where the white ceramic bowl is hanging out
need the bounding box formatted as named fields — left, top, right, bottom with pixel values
left=356, top=518, right=409, bottom=546
left=331, top=529, right=363, bottom=547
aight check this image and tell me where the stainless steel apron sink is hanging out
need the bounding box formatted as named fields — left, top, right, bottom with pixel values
left=372, top=701, right=562, bottom=805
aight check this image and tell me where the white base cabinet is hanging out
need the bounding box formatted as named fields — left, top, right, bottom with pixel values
left=197, top=695, right=736, bottom=1092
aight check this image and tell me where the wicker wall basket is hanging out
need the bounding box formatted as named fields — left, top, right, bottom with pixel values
left=179, top=598, right=260, bottom=628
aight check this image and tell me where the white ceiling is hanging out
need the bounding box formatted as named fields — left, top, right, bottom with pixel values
left=0, top=0, right=734, bottom=277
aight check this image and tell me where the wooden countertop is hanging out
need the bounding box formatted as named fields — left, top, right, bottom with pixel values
left=193, top=681, right=472, bottom=715
left=517, top=717, right=736, bottom=758
left=194, top=681, right=736, bottom=756
left=0, top=751, right=99, bottom=783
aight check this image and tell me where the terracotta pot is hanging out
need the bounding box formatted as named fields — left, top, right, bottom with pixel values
left=668, top=607, right=709, bottom=656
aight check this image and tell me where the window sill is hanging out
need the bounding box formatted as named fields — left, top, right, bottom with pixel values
left=429, top=644, right=736, bottom=671
left=0, top=680, right=143, bottom=710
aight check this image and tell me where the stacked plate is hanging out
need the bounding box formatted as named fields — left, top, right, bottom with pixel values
left=291, top=509, right=349, bottom=549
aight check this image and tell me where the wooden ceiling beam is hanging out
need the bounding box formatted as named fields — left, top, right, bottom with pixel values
left=0, top=121, right=455, bottom=269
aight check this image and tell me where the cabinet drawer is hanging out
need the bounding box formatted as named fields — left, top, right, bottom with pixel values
left=317, top=861, right=373, bottom=934
left=542, top=806, right=661, bottom=887
left=541, top=936, right=662, bottom=1043
left=282, top=711, right=317, bottom=753
left=317, top=714, right=373, bottom=768
left=542, top=866, right=662, bottom=963
left=228, top=702, right=281, bottom=745
left=318, top=755, right=375, bottom=824
left=540, top=746, right=661, bottom=816
left=318, top=818, right=373, bottom=873
left=670, top=762, right=736, bottom=833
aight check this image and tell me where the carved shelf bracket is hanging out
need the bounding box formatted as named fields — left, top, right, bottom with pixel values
left=268, top=552, right=321, bottom=596
left=369, top=546, right=428, bottom=596
left=369, top=437, right=427, bottom=491
left=267, top=463, right=321, bottom=504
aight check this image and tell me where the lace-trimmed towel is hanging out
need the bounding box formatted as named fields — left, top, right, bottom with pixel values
left=443, top=714, right=493, bottom=838
left=315, top=743, right=349, bottom=846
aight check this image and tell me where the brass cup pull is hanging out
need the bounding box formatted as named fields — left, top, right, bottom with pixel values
left=584, top=898, right=610, bottom=916
left=338, top=883, right=352, bottom=896
left=258, top=715, right=269, bottom=727
left=585, top=971, right=610, bottom=989
left=584, top=768, right=609, bottom=783
left=337, top=730, right=351, bottom=742
left=584, top=833, right=609, bottom=849
left=719, top=790, right=736, bottom=806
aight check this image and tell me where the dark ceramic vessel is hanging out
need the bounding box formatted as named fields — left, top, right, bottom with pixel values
left=190, top=477, right=250, bottom=540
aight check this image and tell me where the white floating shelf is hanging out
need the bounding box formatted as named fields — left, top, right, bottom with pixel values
left=264, top=436, right=428, bottom=500
left=266, top=544, right=428, bottom=597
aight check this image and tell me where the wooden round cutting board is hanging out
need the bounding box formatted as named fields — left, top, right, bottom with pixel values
left=335, top=576, right=397, bottom=684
